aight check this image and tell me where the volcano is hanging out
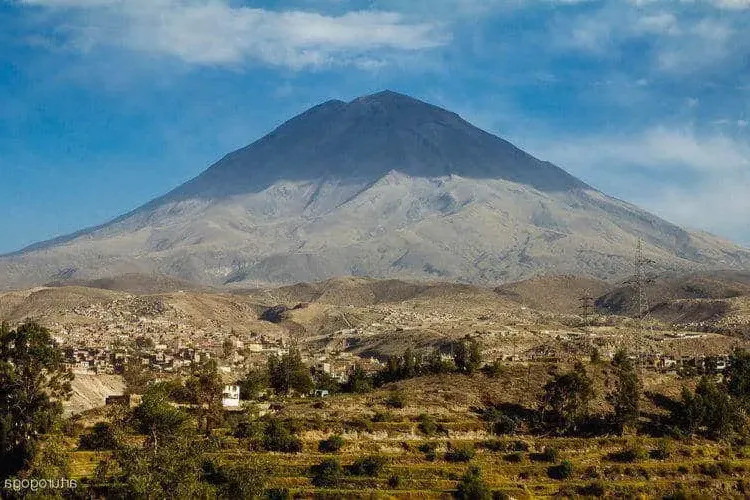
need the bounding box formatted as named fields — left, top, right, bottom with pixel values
left=2, top=90, right=749, bottom=289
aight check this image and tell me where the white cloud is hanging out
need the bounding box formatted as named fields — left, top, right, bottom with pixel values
left=704, top=0, right=750, bottom=8
left=635, top=12, right=680, bottom=35
left=530, top=127, right=750, bottom=244
left=540, top=126, right=750, bottom=175
left=17, top=0, right=449, bottom=68
left=630, top=0, right=750, bottom=9
left=554, top=2, right=747, bottom=75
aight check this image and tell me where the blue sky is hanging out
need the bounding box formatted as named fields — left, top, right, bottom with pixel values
left=1, top=0, right=749, bottom=254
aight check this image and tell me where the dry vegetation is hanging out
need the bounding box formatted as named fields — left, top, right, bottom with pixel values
left=6, top=272, right=750, bottom=498
left=62, top=370, right=750, bottom=499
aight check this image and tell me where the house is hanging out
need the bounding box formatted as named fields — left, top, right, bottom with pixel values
left=222, top=385, right=241, bottom=408
left=314, top=389, right=330, bottom=397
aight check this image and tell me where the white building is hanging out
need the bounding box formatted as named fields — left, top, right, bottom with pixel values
left=222, top=385, right=241, bottom=408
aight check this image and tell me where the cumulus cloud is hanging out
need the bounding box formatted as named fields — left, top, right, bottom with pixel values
left=17, top=0, right=449, bottom=68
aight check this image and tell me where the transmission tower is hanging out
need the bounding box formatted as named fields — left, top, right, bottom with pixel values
left=579, top=290, right=594, bottom=327
left=630, top=238, right=655, bottom=374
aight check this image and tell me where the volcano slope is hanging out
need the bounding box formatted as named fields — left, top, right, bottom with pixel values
left=2, top=91, right=749, bottom=290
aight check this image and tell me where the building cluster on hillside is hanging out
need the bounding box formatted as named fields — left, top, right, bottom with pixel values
left=62, top=333, right=290, bottom=376
left=645, top=353, right=730, bottom=373
left=62, top=328, right=385, bottom=390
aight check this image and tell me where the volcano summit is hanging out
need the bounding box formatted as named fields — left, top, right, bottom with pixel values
left=2, top=90, right=749, bottom=289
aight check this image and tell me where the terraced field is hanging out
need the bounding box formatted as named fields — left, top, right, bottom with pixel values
left=67, top=432, right=750, bottom=498
left=65, top=373, right=750, bottom=499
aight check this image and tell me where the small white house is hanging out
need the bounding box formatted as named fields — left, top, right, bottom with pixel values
left=222, top=385, right=241, bottom=408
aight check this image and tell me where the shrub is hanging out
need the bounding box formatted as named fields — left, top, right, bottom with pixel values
left=418, top=414, right=438, bottom=436
left=388, top=475, right=401, bottom=488
left=78, top=422, right=118, bottom=450
left=480, top=440, right=506, bottom=452
left=482, top=407, right=519, bottom=436
left=234, top=419, right=264, bottom=440
left=310, top=459, right=343, bottom=488
left=318, top=435, right=345, bottom=453
left=346, top=417, right=374, bottom=433
left=262, top=418, right=302, bottom=453
left=547, top=460, right=574, bottom=480
left=446, top=444, right=476, bottom=463
left=348, top=455, right=387, bottom=477
left=62, top=418, right=84, bottom=438
left=419, top=442, right=438, bottom=453
left=583, top=466, right=601, bottom=479
left=264, top=488, right=289, bottom=500
left=650, top=439, right=674, bottom=460
left=491, top=414, right=519, bottom=436
left=695, top=462, right=726, bottom=478
left=530, top=447, right=558, bottom=463
left=455, top=466, right=491, bottom=500
left=419, top=442, right=438, bottom=462
left=512, top=440, right=530, bottom=452
left=481, top=360, right=504, bottom=378
left=386, top=390, right=407, bottom=409
left=503, top=452, right=523, bottom=463
left=372, top=411, right=395, bottom=423
left=577, top=481, right=606, bottom=496
left=607, top=443, right=648, bottom=463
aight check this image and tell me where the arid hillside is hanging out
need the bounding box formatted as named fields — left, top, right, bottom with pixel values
left=2, top=274, right=748, bottom=363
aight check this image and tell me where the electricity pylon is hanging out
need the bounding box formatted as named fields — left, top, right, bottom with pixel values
left=628, top=238, right=655, bottom=375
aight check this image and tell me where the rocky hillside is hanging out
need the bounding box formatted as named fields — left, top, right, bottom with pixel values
left=2, top=91, right=749, bottom=289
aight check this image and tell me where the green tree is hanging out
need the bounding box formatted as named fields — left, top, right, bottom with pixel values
left=386, top=390, right=407, bottom=409
left=267, top=346, right=313, bottom=396
left=78, top=422, right=119, bottom=450
left=261, top=418, right=302, bottom=453
left=426, top=347, right=454, bottom=374
left=113, top=435, right=214, bottom=499
left=343, top=365, right=372, bottom=394
left=132, top=385, right=191, bottom=449
left=401, top=348, right=419, bottom=378
left=222, top=338, right=234, bottom=359
left=453, top=337, right=482, bottom=374
left=185, top=360, right=223, bottom=435
left=24, top=433, right=71, bottom=483
left=203, top=458, right=269, bottom=499
left=675, top=376, right=747, bottom=439
left=313, top=371, right=341, bottom=394
left=121, top=357, right=150, bottom=394
left=237, top=368, right=269, bottom=400
left=608, top=349, right=641, bottom=432
left=539, top=362, right=594, bottom=435
left=725, top=348, right=750, bottom=406
left=454, top=466, right=491, bottom=500
left=0, top=322, right=73, bottom=478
